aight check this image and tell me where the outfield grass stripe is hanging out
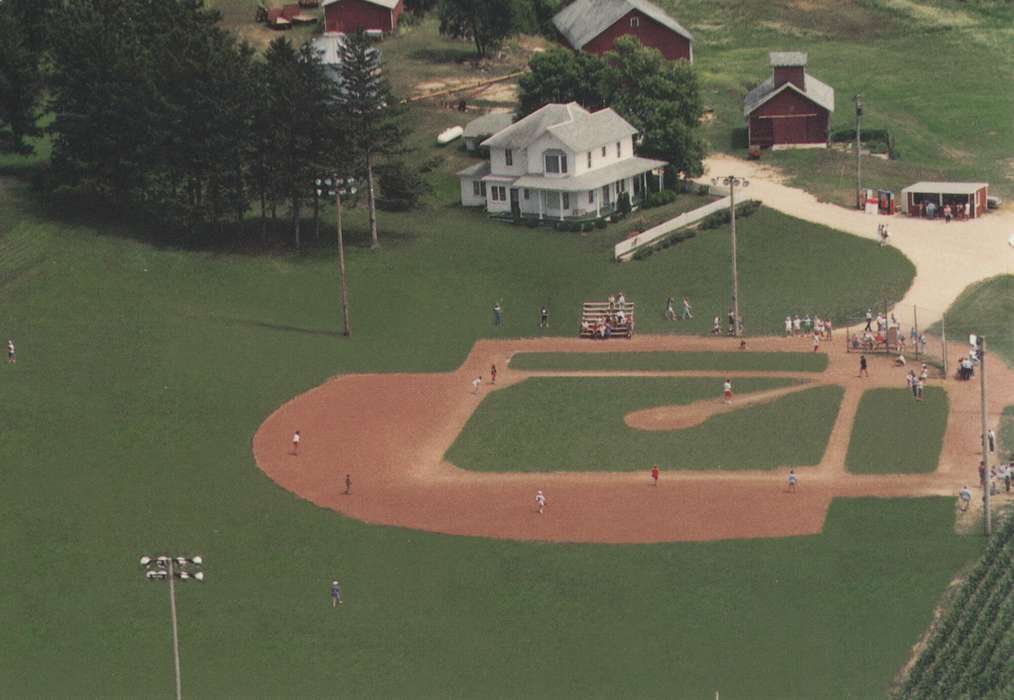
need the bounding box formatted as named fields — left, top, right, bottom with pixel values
left=508, top=350, right=828, bottom=372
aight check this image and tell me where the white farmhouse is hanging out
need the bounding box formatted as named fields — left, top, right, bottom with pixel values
left=457, top=102, right=666, bottom=222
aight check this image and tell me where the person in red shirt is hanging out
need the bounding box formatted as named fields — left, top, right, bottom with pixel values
left=651, top=464, right=659, bottom=487
left=490, top=364, right=497, bottom=384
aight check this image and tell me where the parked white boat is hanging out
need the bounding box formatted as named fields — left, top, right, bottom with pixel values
left=437, top=126, right=464, bottom=145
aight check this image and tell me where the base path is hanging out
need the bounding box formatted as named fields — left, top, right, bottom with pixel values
left=253, top=336, right=1013, bottom=543
left=700, top=154, right=1014, bottom=328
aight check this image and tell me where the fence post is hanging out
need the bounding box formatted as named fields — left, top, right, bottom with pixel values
left=941, top=314, right=948, bottom=379
left=913, top=306, right=919, bottom=359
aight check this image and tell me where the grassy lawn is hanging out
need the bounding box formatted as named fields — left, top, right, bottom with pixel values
left=928, top=274, right=1014, bottom=368
left=1000, top=406, right=1014, bottom=462
left=672, top=0, right=1014, bottom=205
left=446, top=378, right=844, bottom=472
left=509, top=351, right=828, bottom=372
left=846, top=388, right=949, bottom=474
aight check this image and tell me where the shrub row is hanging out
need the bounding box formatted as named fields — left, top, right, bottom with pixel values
left=697, top=200, right=761, bottom=230
left=630, top=230, right=696, bottom=261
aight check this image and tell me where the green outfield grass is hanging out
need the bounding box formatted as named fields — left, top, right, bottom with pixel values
left=0, top=174, right=983, bottom=698
left=446, top=378, right=843, bottom=472
left=509, top=351, right=828, bottom=372
left=846, top=387, right=949, bottom=474
left=929, top=275, right=1014, bottom=368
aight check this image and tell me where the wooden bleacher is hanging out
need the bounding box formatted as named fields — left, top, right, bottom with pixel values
left=579, top=301, right=635, bottom=340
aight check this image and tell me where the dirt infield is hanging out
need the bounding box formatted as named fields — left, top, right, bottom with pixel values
left=252, top=335, right=1013, bottom=543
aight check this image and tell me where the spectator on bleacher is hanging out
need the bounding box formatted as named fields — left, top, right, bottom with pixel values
left=617, top=292, right=626, bottom=310
left=616, top=309, right=626, bottom=326
left=607, top=295, right=616, bottom=311
left=581, top=319, right=593, bottom=335
left=665, top=296, right=676, bottom=321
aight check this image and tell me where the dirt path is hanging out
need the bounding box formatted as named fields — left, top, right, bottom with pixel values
left=699, top=154, right=1014, bottom=328
left=252, top=335, right=1014, bottom=543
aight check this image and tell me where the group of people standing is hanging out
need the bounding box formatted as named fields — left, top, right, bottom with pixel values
left=905, top=364, right=930, bottom=400
left=664, top=295, right=693, bottom=321
left=785, top=314, right=832, bottom=341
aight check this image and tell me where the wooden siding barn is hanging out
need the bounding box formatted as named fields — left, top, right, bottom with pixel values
left=744, top=52, right=834, bottom=149
left=323, top=0, right=403, bottom=35
left=553, top=0, right=693, bottom=62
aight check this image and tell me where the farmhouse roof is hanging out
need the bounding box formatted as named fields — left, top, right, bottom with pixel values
left=480, top=103, right=590, bottom=149
left=743, top=73, right=835, bottom=117
left=901, top=182, right=988, bottom=195
left=510, top=156, right=666, bottom=192
left=552, top=0, right=693, bottom=50
left=323, top=0, right=400, bottom=8
left=456, top=161, right=491, bottom=178
left=547, top=108, right=638, bottom=151
left=462, top=112, right=515, bottom=140
left=769, top=51, right=807, bottom=67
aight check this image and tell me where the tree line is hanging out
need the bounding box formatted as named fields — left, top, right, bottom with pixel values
left=0, top=0, right=425, bottom=249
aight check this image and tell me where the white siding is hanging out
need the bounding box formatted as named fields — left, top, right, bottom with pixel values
left=527, top=134, right=574, bottom=175
left=459, top=177, right=486, bottom=207
left=489, top=147, right=527, bottom=177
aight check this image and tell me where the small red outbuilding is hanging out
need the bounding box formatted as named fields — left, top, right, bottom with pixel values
left=552, top=0, right=693, bottom=62
left=744, top=52, right=834, bottom=149
left=323, top=0, right=403, bottom=35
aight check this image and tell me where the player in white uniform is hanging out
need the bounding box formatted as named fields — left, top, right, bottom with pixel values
left=291, top=430, right=301, bottom=455
left=535, top=490, right=546, bottom=514
left=472, top=376, right=482, bottom=394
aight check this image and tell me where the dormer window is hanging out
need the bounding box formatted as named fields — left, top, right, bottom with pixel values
left=630, top=16, right=639, bottom=27
left=544, top=151, right=568, bottom=175
left=616, top=141, right=621, bottom=157
left=505, top=149, right=513, bottom=166
left=601, top=146, right=606, bottom=157
left=587, top=152, right=592, bottom=168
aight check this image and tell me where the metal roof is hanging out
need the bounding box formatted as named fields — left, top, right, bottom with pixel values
left=769, top=51, right=807, bottom=67
left=481, top=103, right=589, bottom=150
left=901, top=182, right=988, bottom=195
left=743, top=73, right=835, bottom=117
left=323, top=0, right=400, bottom=8
left=552, top=0, right=692, bottom=51
left=510, top=156, right=666, bottom=192
left=462, top=112, right=515, bottom=139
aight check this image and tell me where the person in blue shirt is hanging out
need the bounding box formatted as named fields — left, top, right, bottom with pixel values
left=331, top=580, right=343, bottom=608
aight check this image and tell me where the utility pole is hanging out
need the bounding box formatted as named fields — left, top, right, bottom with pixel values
left=168, top=559, right=182, bottom=700
left=317, top=177, right=353, bottom=336
left=979, top=335, right=990, bottom=536
left=854, top=94, right=863, bottom=209
left=711, top=175, right=749, bottom=337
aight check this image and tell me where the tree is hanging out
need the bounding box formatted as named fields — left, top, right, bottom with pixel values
left=0, top=4, right=43, bottom=155
left=260, top=38, right=336, bottom=249
left=376, top=159, right=431, bottom=211
left=438, top=0, right=516, bottom=59
left=404, top=0, right=439, bottom=18
left=516, top=37, right=706, bottom=180
left=517, top=47, right=604, bottom=116
left=336, top=30, right=406, bottom=249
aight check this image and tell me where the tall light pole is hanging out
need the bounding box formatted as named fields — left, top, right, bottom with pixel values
left=140, top=555, right=205, bottom=700
left=317, top=176, right=357, bottom=337
left=975, top=334, right=991, bottom=536
left=712, top=176, right=749, bottom=337
left=854, top=94, right=863, bottom=209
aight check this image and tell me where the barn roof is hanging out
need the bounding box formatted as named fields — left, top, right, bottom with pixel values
left=462, top=112, right=515, bottom=140
left=901, top=182, right=988, bottom=195
left=552, top=0, right=693, bottom=50
left=481, top=103, right=589, bottom=149
left=769, top=51, right=807, bottom=67
left=323, top=0, right=400, bottom=8
left=743, top=73, right=835, bottom=117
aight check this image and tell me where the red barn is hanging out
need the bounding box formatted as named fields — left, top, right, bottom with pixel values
left=323, top=0, right=402, bottom=35
left=744, top=52, right=834, bottom=149
left=552, top=0, right=693, bottom=62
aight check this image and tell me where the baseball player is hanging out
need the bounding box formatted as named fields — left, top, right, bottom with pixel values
left=330, top=580, right=343, bottom=607
left=535, top=490, right=546, bottom=514
left=651, top=465, right=659, bottom=487
left=472, top=376, right=482, bottom=394
left=788, top=470, right=798, bottom=493
left=291, top=430, right=301, bottom=455
left=6, top=338, right=14, bottom=364
left=723, top=379, right=733, bottom=405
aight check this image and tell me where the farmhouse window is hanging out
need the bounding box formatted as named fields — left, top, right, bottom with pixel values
left=616, top=141, right=621, bottom=157
left=588, top=191, right=594, bottom=204
left=562, top=192, right=570, bottom=209
left=546, top=191, right=561, bottom=209
left=523, top=188, right=530, bottom=200
left=602, top=184, right=611, bottom=203
left=491, top=185, right=507, bottom=202
left=480, top=182, right=486, bottom=196
left=601, top=146, right=606, bottom=157
left=587, top=152, right=592, bottom=168
left=544, top=151, right=568, bottom=174
left=473, top=181, right=481, bottom=197
left=630, top=16, right=639, bottom=27
left=505, top=149, right=513, bottom=166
